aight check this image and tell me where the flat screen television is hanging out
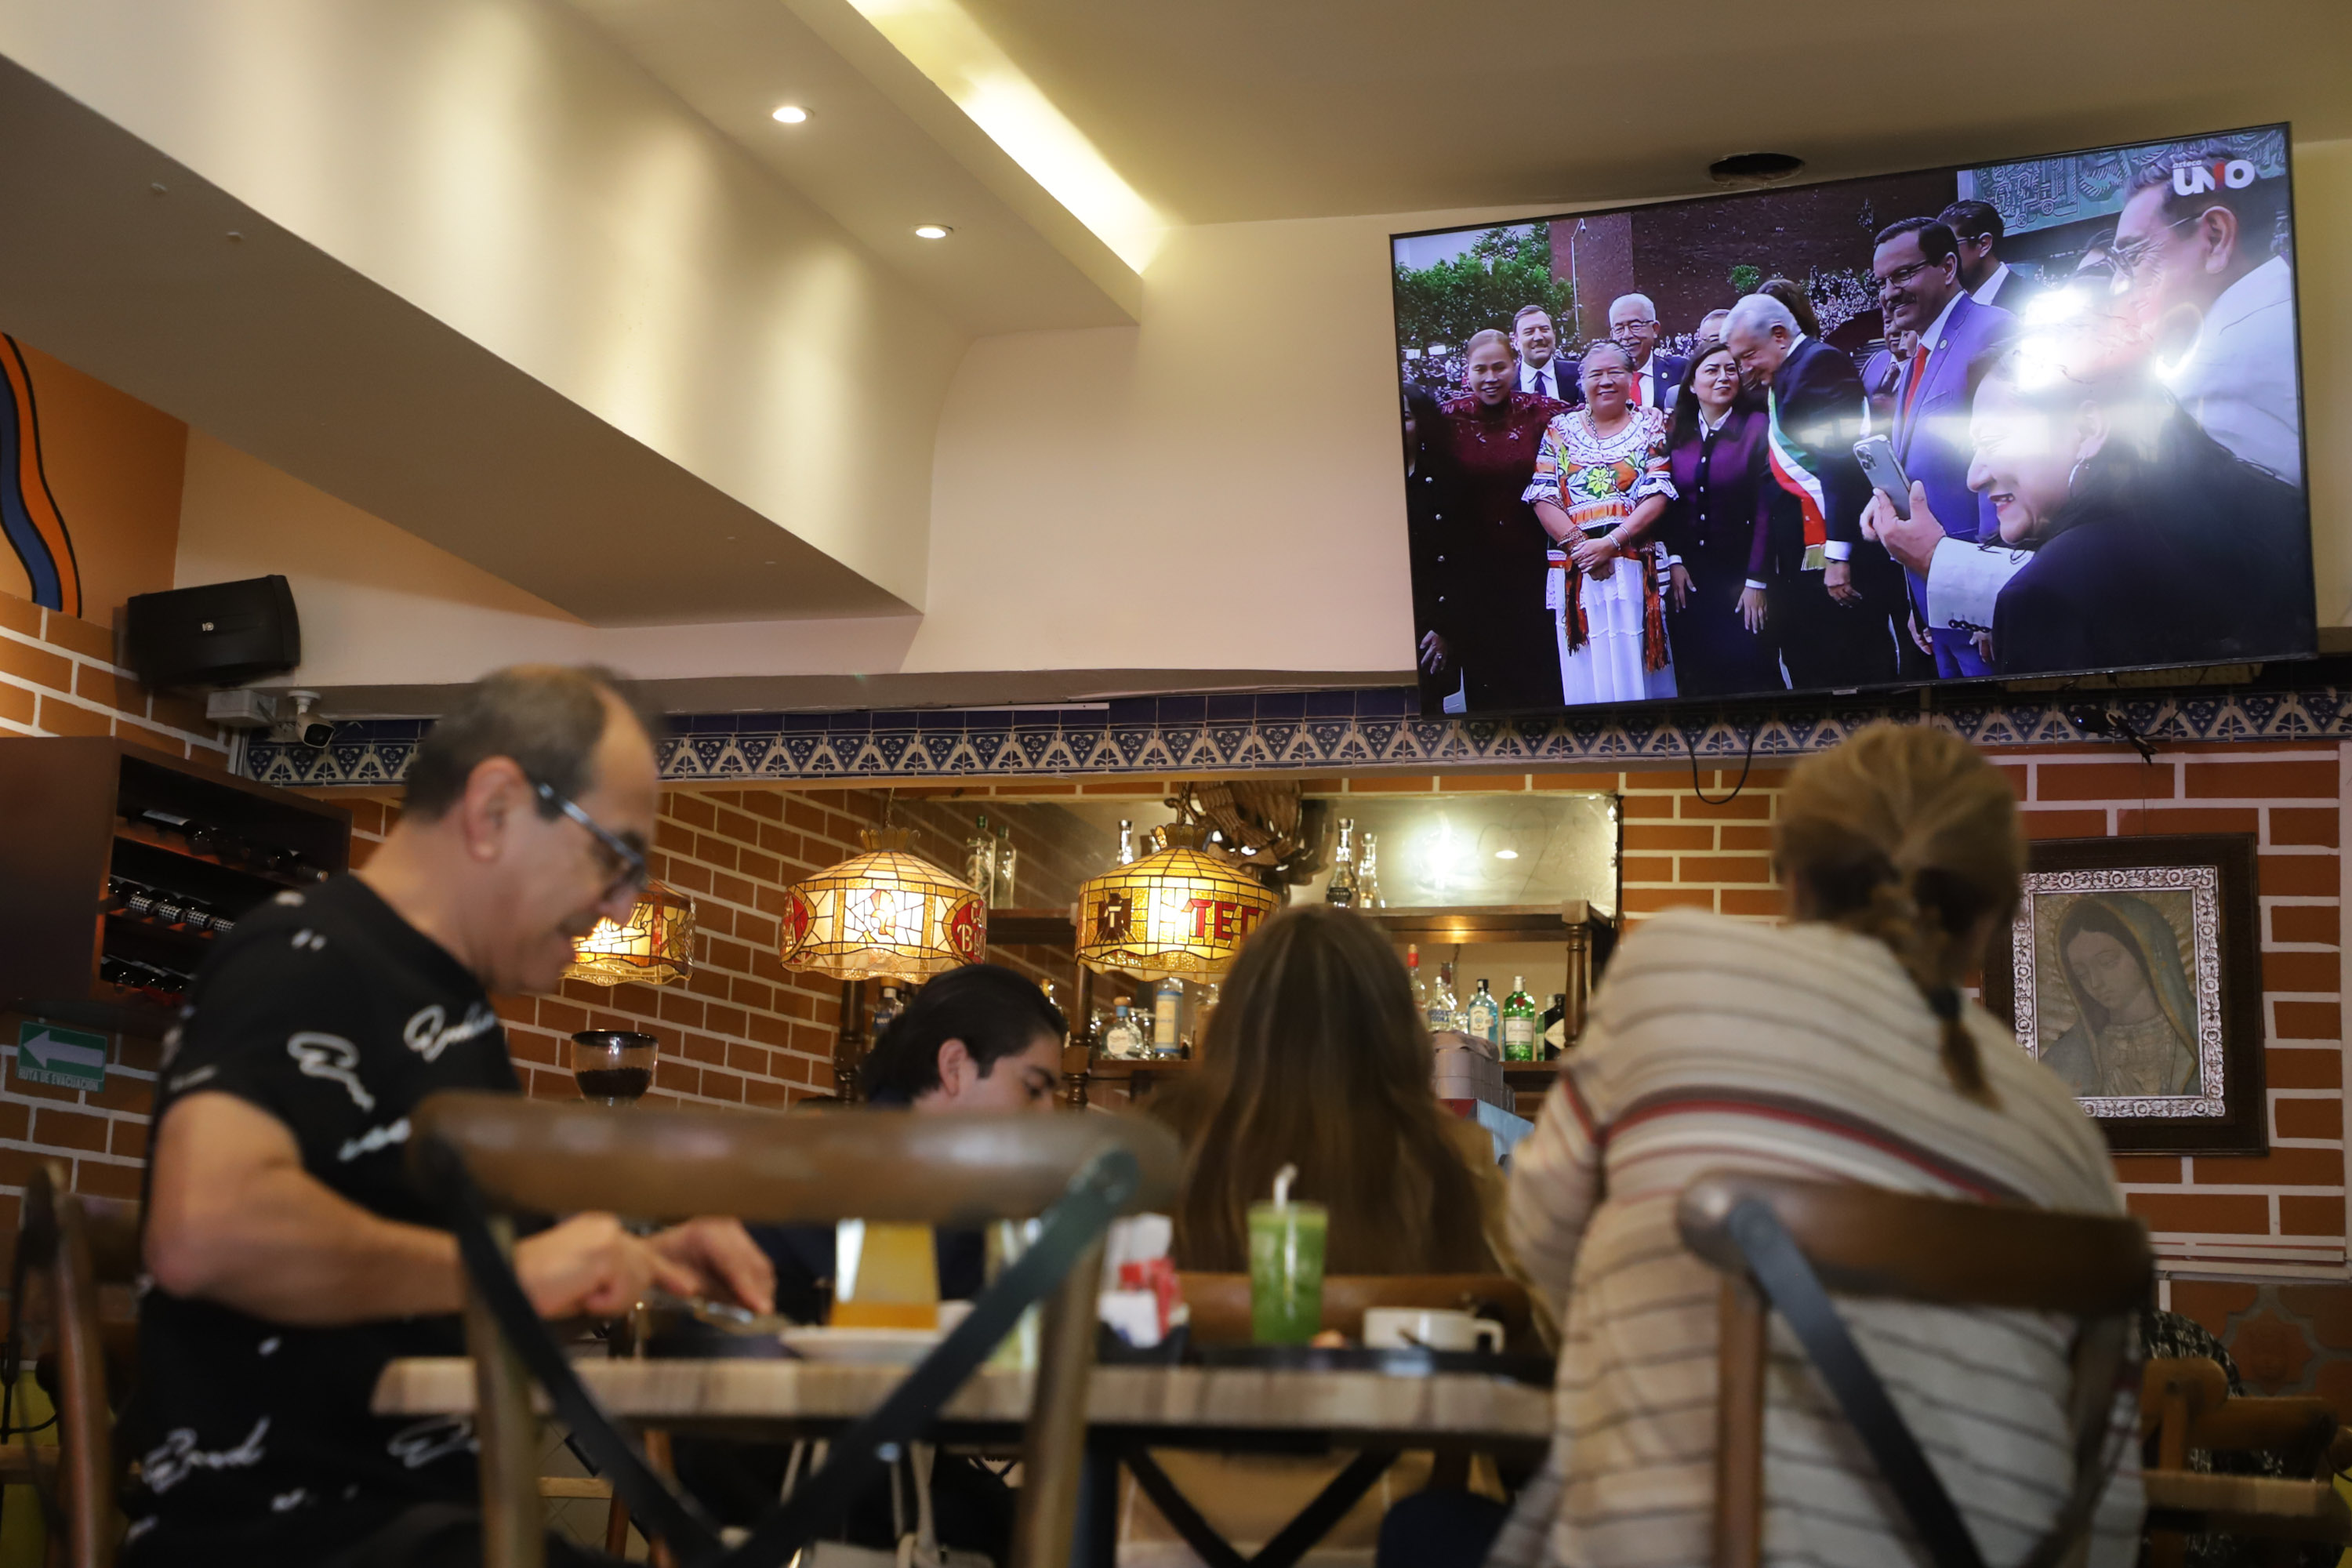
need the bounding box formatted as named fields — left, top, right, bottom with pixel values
left=1391, top=124, right=2312, bottom=715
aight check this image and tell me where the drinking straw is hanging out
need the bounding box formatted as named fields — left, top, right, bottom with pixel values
left=1272, top=1163, right=1298, bottom=1207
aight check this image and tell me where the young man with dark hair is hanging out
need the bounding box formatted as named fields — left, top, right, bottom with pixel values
left=128, top=665, right=772, bottom=1568
left=1939, top=198, right=2040, bottom=317
left=2114, top=143, right=2298, bottom=483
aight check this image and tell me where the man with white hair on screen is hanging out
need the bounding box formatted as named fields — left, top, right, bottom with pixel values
left=1610, top=293, right=1688, bottom=411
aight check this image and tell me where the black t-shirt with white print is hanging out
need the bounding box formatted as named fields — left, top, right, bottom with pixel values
left=125, top=875, right=518, bottom=1566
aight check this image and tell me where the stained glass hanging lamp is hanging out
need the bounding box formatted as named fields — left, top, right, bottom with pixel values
left=564, top=880, right=697, bottom=987
left=778, top=828, right=988, bottom=982
left=1075, top=822, right=1279, bottom=980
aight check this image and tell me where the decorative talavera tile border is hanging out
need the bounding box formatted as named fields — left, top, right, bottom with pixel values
left=242, top=681, right=2352, bottom=788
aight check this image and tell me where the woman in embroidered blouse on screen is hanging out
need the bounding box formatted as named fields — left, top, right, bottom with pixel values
left=1526, top=339, right=1679, bottom=706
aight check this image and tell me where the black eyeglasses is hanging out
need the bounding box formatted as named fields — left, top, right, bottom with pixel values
left=1878, top=259, right=1940, bottom=292
left=534, top=781, right=650, bottom=902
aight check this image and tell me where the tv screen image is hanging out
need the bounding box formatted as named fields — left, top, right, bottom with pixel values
left=1392, top=124, right=2313, bottom=715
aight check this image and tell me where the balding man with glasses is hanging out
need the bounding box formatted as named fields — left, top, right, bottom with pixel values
left=129, top=665, right=772, bottom=1568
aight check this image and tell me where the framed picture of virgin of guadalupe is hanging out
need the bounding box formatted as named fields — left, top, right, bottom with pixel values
left=1980, top=835, right=2266, bottom=1156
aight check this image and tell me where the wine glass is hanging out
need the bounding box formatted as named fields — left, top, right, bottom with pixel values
left=571, top=1031, right=658, bottom=1106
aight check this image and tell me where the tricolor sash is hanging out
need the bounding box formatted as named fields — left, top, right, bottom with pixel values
left=1766, top=387, right=1831, bottom=573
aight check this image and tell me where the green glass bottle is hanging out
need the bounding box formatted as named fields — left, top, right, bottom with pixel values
left=1501, top=975, right=1539, bottom=1062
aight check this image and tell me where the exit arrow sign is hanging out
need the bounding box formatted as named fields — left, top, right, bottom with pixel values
left=16, top=1022, right=107, bottom=1091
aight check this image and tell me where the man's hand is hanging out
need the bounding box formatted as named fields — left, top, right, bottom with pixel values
left=1862, top=483, right=1946, bottom=576
left=648, top=1218, right=776, bottom=1316
left=515, top=1214, right=701, bottom=1319
left=1907, top=608, right=1935, bottom=657
left=1822, top=558, right=1860, bottom=606
left=1668, top=564, right=1693, bottom=610
left=1737, top=585, right=1768, bottom=633
left=1417, top=630, right=1450, bottom=673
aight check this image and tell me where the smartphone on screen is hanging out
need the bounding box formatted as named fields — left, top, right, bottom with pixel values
left=1852, top=436, right=1912, bottom=519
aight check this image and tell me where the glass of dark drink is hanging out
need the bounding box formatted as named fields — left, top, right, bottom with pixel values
left=572, top=1030, right=657, bottom=1106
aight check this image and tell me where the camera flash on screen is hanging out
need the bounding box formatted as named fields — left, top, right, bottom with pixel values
left=913, top=224, right=953, bottom=240
left=771, top=104, right=809, bottom=124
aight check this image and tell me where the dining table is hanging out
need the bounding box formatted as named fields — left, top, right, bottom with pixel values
left=374, top=1350, right=1556, bottom=1568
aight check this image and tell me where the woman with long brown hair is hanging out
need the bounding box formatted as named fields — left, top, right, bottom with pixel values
left=1157, top=902, right=1497, bottom=1276
left=1478, top=723, right=2140, bottom=1568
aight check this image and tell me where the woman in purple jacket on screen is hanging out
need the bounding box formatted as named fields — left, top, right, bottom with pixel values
left=1657, top=339, right=1786, bottom=697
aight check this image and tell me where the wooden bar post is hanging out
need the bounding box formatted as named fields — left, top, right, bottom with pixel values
left=1715, top=1274, right=1767, bottom=1568
left=466, top=1214, right=546, bottom=1568
left=1012, top=1239, right=1107, bottom=1568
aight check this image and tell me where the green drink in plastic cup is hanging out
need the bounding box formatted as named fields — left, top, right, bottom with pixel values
left=1247, top=1200, right=1328, bottom=1345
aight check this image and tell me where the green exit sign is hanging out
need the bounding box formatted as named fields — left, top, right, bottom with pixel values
left=16, top=1022, right=107, bottom=1091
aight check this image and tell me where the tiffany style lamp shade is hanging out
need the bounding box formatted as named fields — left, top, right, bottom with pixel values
left=1075, top=823, right=1278, bottom=980
left=778, top=829, right=987, bottom=983
left=563, top=880, right=696, bottom=987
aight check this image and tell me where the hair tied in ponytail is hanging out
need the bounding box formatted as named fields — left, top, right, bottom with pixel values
left=1926, top=985, right=1962, bottom=1022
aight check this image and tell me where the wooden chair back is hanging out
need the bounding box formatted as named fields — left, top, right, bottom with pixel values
left=1676, top=1172, right=2151, bottom=1568
left=12, top=1160, right=140, bottom=1568
left=1175, top=1272, right=1533, bottom=1348
left=409, top=1093, right=1180, bottom=1568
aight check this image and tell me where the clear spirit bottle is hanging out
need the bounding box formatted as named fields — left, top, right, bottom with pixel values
left=1325, top=818, right=1359, bottom=907
left=1105, top=1000, right=1142, bottom=1058
left=1501, top=977, right=1538, bottom=1062
left=1358, top=831, right=1383, bottom=909
left=1152, top=976, right=1184, bottom=1058
left=1116, top=818, right=1136, bottom=866
left=1406, top=943, right=1428, bottom=1018
left=1466, top=978, right=1500, bottom=1047
left=965, top=814, right=996, bottom=905
left=996, top=823, right=1018, bottom=908
left=1428, top=963, right=1461, bottom=1034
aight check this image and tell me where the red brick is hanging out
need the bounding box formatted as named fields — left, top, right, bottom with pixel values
left=538, top=1000, right=589, bottom=1036
left=2269, top=808, right=2340, bottom=848
left=4, top=1074, right=80, bottom=1105
left=0, top=1102, right=27, bottom=1142
left=737, top=850, right=782, bottom=884
left=1620, top=796, right=1674, bottom=819
left=700, top=1070, right=746, bottom=1103
left=2034, top=760, right=2174, bottom=801
left=1675, top=793, right=1770, bottom=820
left=653, top=1058, right=699, bottom=1095
left=73, top=663, right=147, bottom=714
left=2273, top=1003, right=2341, bottom=1041
left=2185, top=760, right=2338, bottom=800
left=2111, top=1156, right=2185, bottom=1185
left=110, top=1119, right=147, bottom=1160
left=1620, top=855, right=1675, bottom=884
left=731, top=978, right=775, bottom=1012
left=2260, top=855, right=2339, bottom=898
left=710, top=872, right=755, bottom=908
left=749, top=1014, right=792, bottom=1050
left=0, top=682, right=30, bottom=725
left=2276, top=1098, right=2343, bottom=1140
left=681, top=1033, right=725, bottom=1066
left=1678, top=855, right=1773, bottom=884
left=36, top=695, right=108, bottom=737
left=89, top=1073, right=154, bottom=1114
left=492, top=994, right=536, bottom=1025
left=704, top=1004, right=749, bottom=1039
left=31, top=1107, right=108, bottom=1152
left=746, top=1078, right=791, bottom=1109
left=0, top=593, right=36, bottom=637
left=148, top=691, right=216, bottom=738
left=2020, top=808, right=2111, bottom=840
left=1624, top=887, right=1712, bottom=913
left=2273, top=906, right=2340, bottom=947
left=117, top=1037, right=162, bottom=1073
left=0, top=637, right=71, bottom=692
left=76, top=1161, right=141, bottom=1200
left=2126, top=1192, right=2269, bottom=1233
left=739, top=792, right=786, bottom=822
left=715, top=808, right=761, bottom=843
left=2263, top=951, right=2340, bottom=993
left=2282, top=1196, right=2346, bottom=1236
left=726, top=1043, right=772, bottom=1077
left=40, top=612, right=113, bottom=661
left=666, top=862, right=713, bottom=895
left=1529, top=771, right=1617, bottom=792
left=1434, top=774, right=1527, bottom=793
left=671, top=795, right=717, bottom=830
left=1719, top=825, right=1773, bottom=851
left=506, top=1029, right=561, bottom=1068
left=2194, top=1148, right=2342, bottom=1186
left=2268, top=1047, right=2341, bottom=1087
left=1719, top=889, right=1786, bottom=918
left=657, top=992, right=705, bottom=1029
left=2115, top=806, right=2259, bottom=837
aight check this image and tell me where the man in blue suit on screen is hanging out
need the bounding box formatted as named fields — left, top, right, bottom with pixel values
left=1863, top=216, right=2018, bottom=678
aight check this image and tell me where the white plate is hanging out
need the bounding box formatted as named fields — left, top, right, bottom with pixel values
left=779, top=1327, right=944, bottom=1366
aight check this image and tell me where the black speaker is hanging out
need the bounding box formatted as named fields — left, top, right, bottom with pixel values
left=124, top=575, right=301, bottom=688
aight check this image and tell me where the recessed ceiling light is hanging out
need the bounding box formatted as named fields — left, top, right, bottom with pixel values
left=771, top=104, right=809, bottom=124
left=1494, top=848, right=1519, bottom=860
left=913, top=224, right=953, bottom=240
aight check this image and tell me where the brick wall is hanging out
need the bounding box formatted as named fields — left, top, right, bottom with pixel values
left=0, top=587, right=229, bottom=762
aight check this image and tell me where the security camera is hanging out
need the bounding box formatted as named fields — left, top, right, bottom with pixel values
left=270, top=690, right=335, bottom=750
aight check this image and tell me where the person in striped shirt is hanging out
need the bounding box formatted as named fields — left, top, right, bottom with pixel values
left=1485, top=722, right=2141, bottom=1568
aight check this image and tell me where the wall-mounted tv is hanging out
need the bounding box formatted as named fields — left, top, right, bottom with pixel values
left=1392, top=124, right=2312, bottom=715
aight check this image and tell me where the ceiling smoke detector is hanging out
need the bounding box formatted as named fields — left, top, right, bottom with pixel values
left=1708, top=151, right=1806, bottom=189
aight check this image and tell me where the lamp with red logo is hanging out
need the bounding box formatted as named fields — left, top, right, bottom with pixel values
left=1075, top=823, right=1279, bottom=979
left=778, top=828, right=987, bottom=982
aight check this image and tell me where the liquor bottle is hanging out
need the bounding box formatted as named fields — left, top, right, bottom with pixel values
left=1358, top=831, right=1383, bottom=909
left=996, top=824, right=1018, bottom=909
left=1465, top=978, right=1500, bottom=1047
left=1406, top=943, right=1428, bottom=1018
left=1152, top=976, right=1184, bottom=1058
left=872, top=984, right=904, bottom=1039
left=1542, top=994, right=1569, bottom=1058
left=1501, top=977, right=1538, bottom=1062
left=1105, top=1000, right=1142, bottom=1058
left=965, top=815, right=996, bottom=905
left=1427, top=962, right=1460, bottom=1034
left=1325, top=818, right=1359, bottom=907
